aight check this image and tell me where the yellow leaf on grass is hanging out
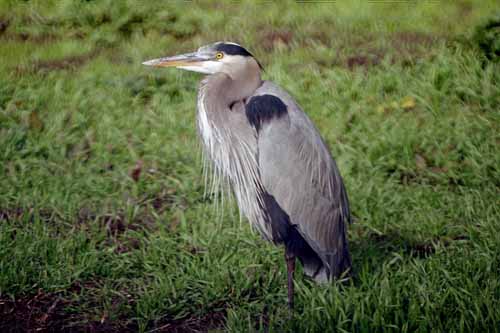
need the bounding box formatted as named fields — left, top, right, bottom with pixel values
left=401, top=96, right=416, bottom=110
left=376, top=105, right=386, bottom=114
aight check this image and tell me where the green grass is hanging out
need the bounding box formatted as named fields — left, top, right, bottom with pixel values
left=1, top=1, right=499, bottom=331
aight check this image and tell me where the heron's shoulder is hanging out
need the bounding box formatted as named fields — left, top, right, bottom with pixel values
left=250, top=81, right=303, bottom=113
left=252, top=81, right=293, bottom=101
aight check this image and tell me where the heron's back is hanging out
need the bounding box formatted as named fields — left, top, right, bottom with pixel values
left=250, top=81, right=351, bottom=280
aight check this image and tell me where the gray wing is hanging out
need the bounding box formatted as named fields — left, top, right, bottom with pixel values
left=249, top=81, right=351, bottom=279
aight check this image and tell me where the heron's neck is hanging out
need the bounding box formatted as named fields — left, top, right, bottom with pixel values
left=204, top=63, right=262, bottom=108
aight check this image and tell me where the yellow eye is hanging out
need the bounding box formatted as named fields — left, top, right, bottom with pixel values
left=215, top=52, right=224, bottom=60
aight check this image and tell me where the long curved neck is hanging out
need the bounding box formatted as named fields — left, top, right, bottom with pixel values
left=203, top=59, right=262, bottom=108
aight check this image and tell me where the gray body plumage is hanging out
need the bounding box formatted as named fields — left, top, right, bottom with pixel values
left=198, top=76, right=351, bottom=282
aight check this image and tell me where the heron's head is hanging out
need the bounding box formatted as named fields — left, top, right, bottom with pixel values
left=142, top=42, right=262, bottom=78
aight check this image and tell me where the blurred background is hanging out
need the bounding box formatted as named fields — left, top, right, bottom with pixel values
left=0, top=1, right=499, bottom=332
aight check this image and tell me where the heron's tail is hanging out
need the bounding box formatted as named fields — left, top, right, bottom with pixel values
left=301, top=229, right=352, bottom=283
left=301, top=250, right=351, bottom=283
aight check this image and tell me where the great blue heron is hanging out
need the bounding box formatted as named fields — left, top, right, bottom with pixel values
left=143, top=42, right=351, bottom=309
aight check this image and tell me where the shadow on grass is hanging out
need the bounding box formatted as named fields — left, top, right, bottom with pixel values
left=349, top=225, right=469, bottom=280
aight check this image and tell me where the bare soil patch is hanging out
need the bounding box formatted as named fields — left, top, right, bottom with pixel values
left=0, top=286, right=227, bottom=332
left=1, top=32, right=60, bottom=44
left=0, top=290, right=70, bottom=332
left=153, top=310, right=227, bottom=333
left=0, top=18, right=9, bottom=36
left=0, top=286, right=139, bottom=332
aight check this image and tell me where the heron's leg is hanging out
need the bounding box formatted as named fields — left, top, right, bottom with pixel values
left=285, top=250, right=296, bottom=310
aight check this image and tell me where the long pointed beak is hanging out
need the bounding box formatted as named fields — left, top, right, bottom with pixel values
left=142, top=52, right=207, bottom=68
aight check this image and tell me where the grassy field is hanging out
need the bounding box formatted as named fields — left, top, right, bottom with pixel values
left=1, top=1, right=499, bottom=331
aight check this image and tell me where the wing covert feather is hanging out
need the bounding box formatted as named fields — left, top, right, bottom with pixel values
left=251, top=82, right=351, bottom=276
